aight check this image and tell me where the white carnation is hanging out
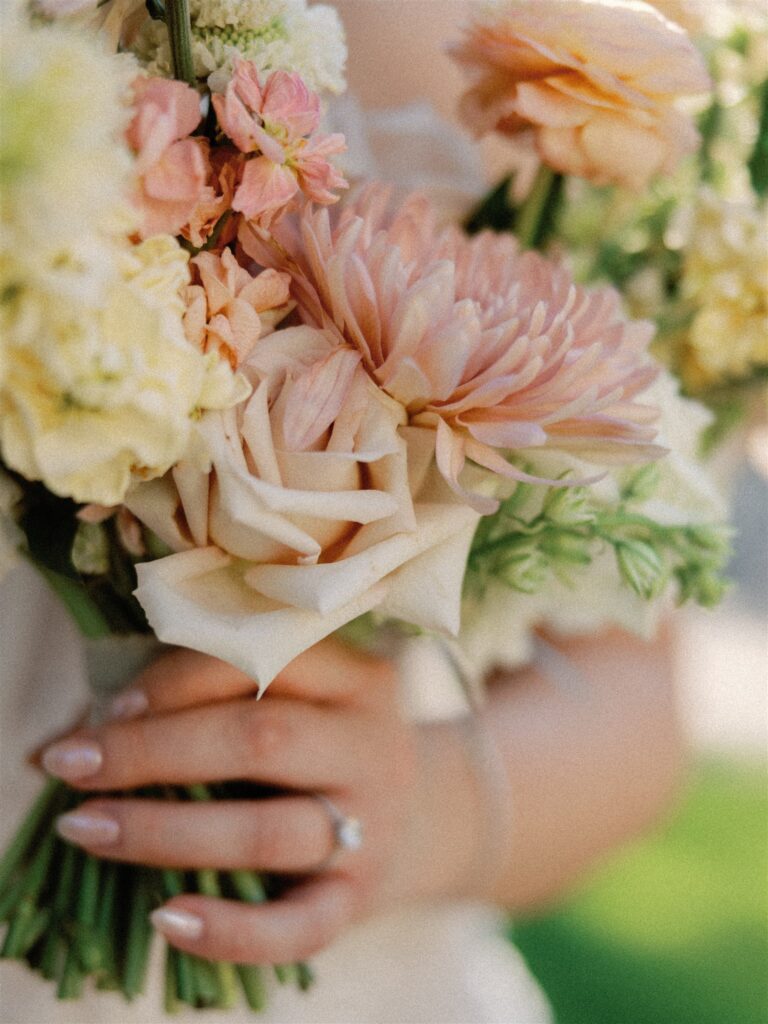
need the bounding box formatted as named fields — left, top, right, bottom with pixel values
left=0, top=9, right=136, bottom=307
left=132, top=0, right=346, bottom=95
left=1, top=236, right=249, bottom=506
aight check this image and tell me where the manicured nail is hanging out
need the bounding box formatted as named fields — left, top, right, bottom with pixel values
left=107, top=688, right=148, bottom=721
left=41, top=739, right=102, bottom=781
left=56, top=811, right=119, bottom=846
left=150, top=908, right=204, bottom=941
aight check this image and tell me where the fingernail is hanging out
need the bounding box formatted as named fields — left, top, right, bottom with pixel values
left=56, top=811, right=119, bottom=846
left=150, top=908, right=204, bottom=941
left=107, top=688, right=148, bottom=721
left=41, top=739, right=102, bottom=781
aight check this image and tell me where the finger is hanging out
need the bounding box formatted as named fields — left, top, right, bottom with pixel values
left=150, top=876, right=356, bottom=964
left=108, top=648, right=256, bottom=720
left=268, top=638, right=396, bottom=707
left=41, top=698, right=364, bottom=791
left=55, top=796, right=336, bottom=872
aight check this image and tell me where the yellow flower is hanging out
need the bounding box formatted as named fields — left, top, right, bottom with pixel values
left=680, top=190, right=768, bottom=388
left=1, top=237, right=248, bottom=505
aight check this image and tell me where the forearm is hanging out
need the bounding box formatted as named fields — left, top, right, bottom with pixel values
left=410, top=626, right=686, bottom=912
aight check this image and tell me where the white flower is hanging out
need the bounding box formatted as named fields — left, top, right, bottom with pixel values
left=129, top=325, right=478, bottom=691
left=1, top=237, right=249, bottom=505
left=132, top=0, right=346, bottom=95
left=0, top=8, right=136, bottom=307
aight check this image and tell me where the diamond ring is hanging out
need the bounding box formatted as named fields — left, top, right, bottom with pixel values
left=314, top=795, right=363, bottom=861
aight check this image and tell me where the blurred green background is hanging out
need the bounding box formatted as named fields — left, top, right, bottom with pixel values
left=514, top=759, right=767, bottom=1024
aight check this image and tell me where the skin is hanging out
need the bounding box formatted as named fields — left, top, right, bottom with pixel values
left=41, top=625, right=684, bottom=965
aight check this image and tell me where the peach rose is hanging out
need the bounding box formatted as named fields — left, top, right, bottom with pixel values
left=449, top=0, right=711, bottom=189
left=129, top=326, right=478, bottom=690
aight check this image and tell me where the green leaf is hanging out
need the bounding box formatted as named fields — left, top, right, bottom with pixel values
left=748, top=79, right=768, bottom=198
left=464, top=175, right=515, bottom=235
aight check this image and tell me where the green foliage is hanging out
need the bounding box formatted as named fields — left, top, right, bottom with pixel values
left=5, top=467, right=150, bottom=636
left=514, top=760, right=768, bottom=1024
left=466, top=467, right=731, bottom=609
left=464, top=175, right=516, bottom=235
left=748, top=78, right=768, bottom=197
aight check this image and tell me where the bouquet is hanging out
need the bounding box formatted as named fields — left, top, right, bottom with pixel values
left=0, top=0, right=745, bottom=1012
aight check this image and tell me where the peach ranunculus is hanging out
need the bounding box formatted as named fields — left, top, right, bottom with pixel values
left=212, top=60, right=347, bottom=226
left=449, top=0, right=711, bottom=190
left=127, top=76, right=209, bottom=238
left=241, top=186, right=665, bottom=513
left=129, top=326, right=479, bottom=690
left=183, top=249, right=292, bottom=368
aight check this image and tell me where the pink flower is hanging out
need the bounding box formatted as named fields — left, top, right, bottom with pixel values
left=182, top=143, right=242, bottom=250
left=212, top=62, right=347, bottom=226
left=183, top=250, right=291, bottom=368
left=241, top=186, right=664, bottom=512
left=449, top=0, right=711, bottom=190
left=127, top=76, right=208, bottom=238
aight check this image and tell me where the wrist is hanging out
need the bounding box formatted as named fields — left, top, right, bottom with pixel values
left=401, top=717, right=509, bottom=905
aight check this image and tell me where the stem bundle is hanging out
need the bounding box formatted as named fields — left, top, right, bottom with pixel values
left=0, top=780, right=311, bottom=1011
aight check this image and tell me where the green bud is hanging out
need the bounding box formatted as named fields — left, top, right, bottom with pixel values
left=542, top=486, right=595, bottom=527
left=675, top=565, right=729, bottom=608
left=499, top=547, right=550, bottom=594
left=686, top=524, right=732, bottom=557
left=71, top=522, right=109, bottom=576
left=616, top=539, right=666, bottom=599
left=620, top=464, right=661, bottom=504
left=541, top=530, right=593, bottom=565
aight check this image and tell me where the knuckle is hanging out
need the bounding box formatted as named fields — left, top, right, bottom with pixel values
left=240, top=705, right=292, bottom=761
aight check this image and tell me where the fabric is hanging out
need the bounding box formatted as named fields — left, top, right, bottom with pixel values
left=0, top=562, right=552, bottom=1024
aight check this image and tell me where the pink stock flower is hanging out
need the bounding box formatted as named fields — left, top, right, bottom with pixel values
left=127, top=76, right=208, bottom=238
left=212, top=62, right=347, bottom=226
left=449, top=0, right=711, bottom=190
left=183, top=250, right=291, bottom=368
left=241, top=186, right=664, bottom=512
left=182, top=143, right=242, bottom=250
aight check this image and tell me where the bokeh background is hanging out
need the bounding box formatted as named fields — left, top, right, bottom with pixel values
left=333, top=2, right=768, bottom=1021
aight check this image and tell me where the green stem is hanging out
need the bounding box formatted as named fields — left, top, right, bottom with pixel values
left=40, top=842, right=79, bottom=980
left=237, top=963, right=267, bottom=1011
left=166, top=0, right=196, bottom=86
left=0, top=778, right=63, bottom=896
left=73, top=854, right=102, bottom=972
left=194, top=868, right=238, bottom=1009
left=1, top=832, right=57, bottom=958
left=123, top=869, right=154, bottom=1000
left=515, top=164, right=563, bottom=250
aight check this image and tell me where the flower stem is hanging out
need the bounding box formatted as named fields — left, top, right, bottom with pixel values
left=123, top=869, right=154, bottom=1000
left=166, top=0, right=196, bottom=86
left=0, top=777, right=62, bottom=896
left=515, top=165, right=563, bottom=250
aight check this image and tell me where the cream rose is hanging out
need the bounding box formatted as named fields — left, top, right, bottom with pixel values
left=130, top=325, right=479, bottom=690
left=450, top=0, right=711, bottom=190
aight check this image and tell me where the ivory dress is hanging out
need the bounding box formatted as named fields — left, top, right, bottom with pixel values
left=0, top=562, right=553, bottom=1024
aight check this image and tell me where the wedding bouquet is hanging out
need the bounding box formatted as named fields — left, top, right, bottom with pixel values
left=0, top=0, right=739, bottom=1012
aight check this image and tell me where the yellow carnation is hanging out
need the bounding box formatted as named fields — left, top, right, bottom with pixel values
left=0, top=237, right=249, bottom=505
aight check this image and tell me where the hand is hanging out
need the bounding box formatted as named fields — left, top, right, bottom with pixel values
left=40, top=642, right=481, bottom=964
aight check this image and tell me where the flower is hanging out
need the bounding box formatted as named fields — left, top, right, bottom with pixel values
left=677, top=190, right=768, bottom=389
left=1, top=236, right=248, bottom=505
left=241, top=186, right=664, bottom=513
left=449, top=0, right=711, bottom=190
left=181, top=142, right=241, bottom=249
left=460, top=370, right=726, bottom=674
left=213, top=62, right=347, bottom=225
left=183, top=249, right=292, bottom=367
left=126, top=76, right=209, bottom=238
left=129, top=326, right=479, bottom=690
left=131, top=0, right=347, bottom=96
left=0, top=7, right=135, bottom=306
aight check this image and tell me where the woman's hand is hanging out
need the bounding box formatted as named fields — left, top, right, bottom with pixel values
left=39, top=642, right=481, bottom=964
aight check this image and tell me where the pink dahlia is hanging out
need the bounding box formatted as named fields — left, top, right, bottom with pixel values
left=212, top=61, right=347, bottom=227
left=240, top=187, right=664, bottom=512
